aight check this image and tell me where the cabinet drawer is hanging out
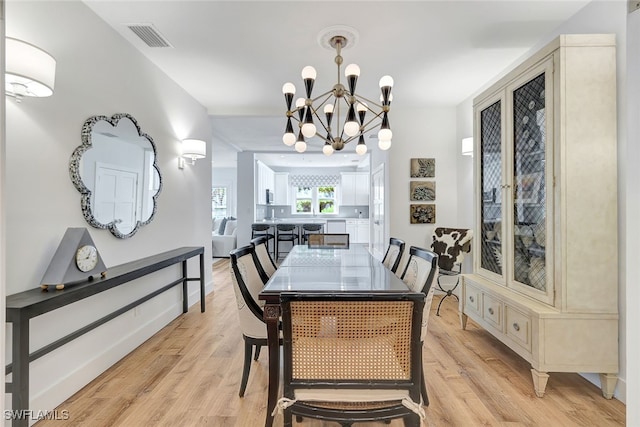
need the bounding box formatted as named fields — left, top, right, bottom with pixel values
left=483, top=294, right=503, bottom=331
left=463, top=283, right=482, bottom=317
left=505, top=306, right=531, bottom=352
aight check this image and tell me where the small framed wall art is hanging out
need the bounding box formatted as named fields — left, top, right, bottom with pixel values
left=410, top=204, right=436, bottom=224
left=410, top=181, right=435, bottom=201
left=410, top=158, right=435, bottom=178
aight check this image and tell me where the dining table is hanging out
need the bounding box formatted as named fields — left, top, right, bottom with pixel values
left=258, top=244, right=417, bottom=427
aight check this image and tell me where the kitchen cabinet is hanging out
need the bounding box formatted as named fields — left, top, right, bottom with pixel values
left=461, top=34, right=618, bottom=399
left=274, top=172, right=289, bottom=205
left=256, top=161, right=275, bottom=204
left=346, top=219, right=369, bottom=244
left=340, top=172, right=369, bottom=206
left=356, top=219, right=369, bottom=244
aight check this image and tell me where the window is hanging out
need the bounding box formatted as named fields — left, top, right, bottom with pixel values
left=294, top=185, right=336, bottom=214
left=212, top=186, right=228, bottom=218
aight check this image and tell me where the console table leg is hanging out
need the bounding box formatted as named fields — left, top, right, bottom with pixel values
left=599, top=373, right=617, bottom=399
left=531, top=368, right=549, bottom=397
left=199, top=253, right=206, bottom=312
left=182, top=260, right=188, bottom=313
left=12, top=313, right=30, bottom=427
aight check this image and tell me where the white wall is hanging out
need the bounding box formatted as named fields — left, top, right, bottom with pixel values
left=454, top=0, right=630, bottom=404
left=389, top=107, right=458, bottom=256
left=5, top=1, right=212, bottom=416
left=0, top=0, right=7, bottom=419
left=625, top=3, right=640, bottom=424
left=236, top=152, right=255, bottom=247
left=456, top=97, right=475, bottom=274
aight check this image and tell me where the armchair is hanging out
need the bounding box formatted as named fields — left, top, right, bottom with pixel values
left=430, top=227, right=473, bottom=315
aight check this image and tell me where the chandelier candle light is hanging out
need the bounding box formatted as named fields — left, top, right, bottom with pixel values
left=282, top=29, right=393, bottom=155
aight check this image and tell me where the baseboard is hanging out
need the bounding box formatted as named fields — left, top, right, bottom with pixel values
left=29, top=304, right=181, bottom=413
left=28, top=280, right=213, bottom=414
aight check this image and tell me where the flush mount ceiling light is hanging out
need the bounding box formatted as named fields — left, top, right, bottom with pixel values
left=5, top=37, right=56, bottom=102
left=282, top=26, right=393, bottom=156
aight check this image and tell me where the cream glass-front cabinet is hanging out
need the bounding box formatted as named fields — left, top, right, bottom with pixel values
left=461, top=34, right=618, bottom=399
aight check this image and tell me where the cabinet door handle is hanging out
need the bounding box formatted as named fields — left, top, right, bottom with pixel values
left=488, top=307, right=494, bottom=315
left=469, top=296, right=475, bottom=303
left=513, top=323, right=520, bottom=332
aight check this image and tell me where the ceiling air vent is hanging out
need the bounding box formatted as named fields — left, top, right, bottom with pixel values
left=126, top=23, right=172, bottom=48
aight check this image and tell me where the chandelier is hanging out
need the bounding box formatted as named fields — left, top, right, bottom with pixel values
left=281, top=29, right=393, bottom=156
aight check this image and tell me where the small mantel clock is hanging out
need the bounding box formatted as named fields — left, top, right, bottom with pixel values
left=40, top=227, right=107, bottom=290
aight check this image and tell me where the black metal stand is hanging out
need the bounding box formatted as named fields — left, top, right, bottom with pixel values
left=435, top=264, right=462, bottom=316
left=5, top=246, right=205, bottom=427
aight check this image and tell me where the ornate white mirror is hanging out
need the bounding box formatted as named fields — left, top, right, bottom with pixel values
left=70, top=113, right=162, bottom=238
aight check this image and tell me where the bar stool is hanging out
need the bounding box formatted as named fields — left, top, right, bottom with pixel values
left=300, top=223, right=323, bottom=244
left=251, top=223, right=275, bottom=257
left=276, top=224, right=298, bottom=260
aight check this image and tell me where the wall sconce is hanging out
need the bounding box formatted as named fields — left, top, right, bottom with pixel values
left=179, top=139, right=207, bottom=169
left=5, top=37, right=56, bottom=102
left=462, top=137, right=473, bottom=156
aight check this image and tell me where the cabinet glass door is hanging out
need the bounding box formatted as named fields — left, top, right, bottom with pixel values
left=479, top=100, right=503, bottom=276
left=511, top=72, right=547, bottom=292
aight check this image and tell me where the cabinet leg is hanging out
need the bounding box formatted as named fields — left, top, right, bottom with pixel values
left=531, top=368, right=549, bottom=397
left=459, top=312, right=468, bottom=330
left=599, top=373, right=617, bottom=399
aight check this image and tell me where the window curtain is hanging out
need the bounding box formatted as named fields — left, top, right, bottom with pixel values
left=290, top=175, right=340, bottom=187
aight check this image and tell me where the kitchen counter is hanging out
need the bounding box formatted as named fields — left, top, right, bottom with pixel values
left=254, top=218, right=370, bottom=245
left=256, top=218, right=361, bottom=224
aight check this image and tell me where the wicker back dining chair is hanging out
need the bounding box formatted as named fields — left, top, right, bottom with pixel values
left=399, top=245, right=439, bottom=405
left=277, top=292, right=426, bottom=426
left=300, top=223, right=324, bottom=243
left=382, top=237, right=406, bottom=273
left=251, top=235, right=277, bottom=280
left=307, top=233, right=350, bottom=249
left=229, top=245, right=277, bottom=397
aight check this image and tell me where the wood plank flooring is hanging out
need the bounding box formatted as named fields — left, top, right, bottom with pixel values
left=35, top=259, right=626, bottom=426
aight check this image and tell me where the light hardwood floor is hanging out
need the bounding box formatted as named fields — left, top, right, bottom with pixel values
left=36, top=259, right=626, bottom=426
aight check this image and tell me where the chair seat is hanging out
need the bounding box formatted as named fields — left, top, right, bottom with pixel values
left=278, top=235, right=297, bottom=241
left=293, top=388, right=414, bottom=404
left=438, top=268, right=460, bottom=276
left=277, top=389, right=424, bottom=419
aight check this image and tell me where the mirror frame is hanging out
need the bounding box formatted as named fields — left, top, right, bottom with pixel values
left=69, top=113, right=162, bottom=239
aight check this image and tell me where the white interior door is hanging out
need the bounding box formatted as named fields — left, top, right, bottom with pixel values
left=371, top=164, right=385, bottom=260
left=94, top=163, right=138, bottom=234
